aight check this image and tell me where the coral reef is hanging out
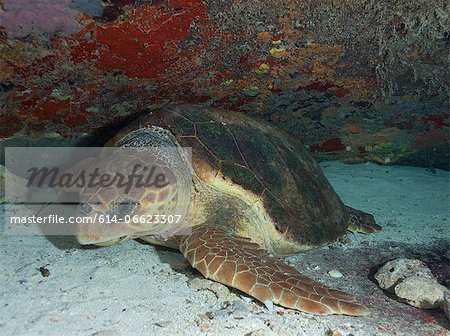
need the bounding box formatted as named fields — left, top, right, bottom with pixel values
left=0, top=0, right=448, bottom=168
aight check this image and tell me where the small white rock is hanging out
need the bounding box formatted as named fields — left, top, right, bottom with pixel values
left=247, top=329, right=269, bottom=336
left=91, top=331, right=121, bottom=336
left=328, top=270, right=343, bottom=278
left=154, top=320, right=171, bottom=327
left=263, top=300, right=274, bottom=313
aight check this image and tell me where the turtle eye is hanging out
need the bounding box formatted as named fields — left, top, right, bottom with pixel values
left=107, top=199, right=139, bottom=218
left=80, top=203, right=93, bottom=214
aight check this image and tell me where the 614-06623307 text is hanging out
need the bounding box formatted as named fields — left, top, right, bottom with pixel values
left=8, top=214, right=183, bottom=225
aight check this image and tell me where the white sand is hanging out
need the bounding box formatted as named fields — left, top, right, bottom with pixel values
left=0, top=162, right=448, bottom=336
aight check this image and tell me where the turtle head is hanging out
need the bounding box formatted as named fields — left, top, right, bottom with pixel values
left=75, top=126, right=193, bottom=246
left=76, top=178, right=185, bottom=246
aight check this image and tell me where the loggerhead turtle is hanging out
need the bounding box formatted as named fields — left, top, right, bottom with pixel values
left=76, top=105, right=381, bottom=316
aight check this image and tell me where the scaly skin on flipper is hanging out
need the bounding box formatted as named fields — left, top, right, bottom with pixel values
left=345, top=206, right=382, bottom=234
left=180, top=225, right=369, bottom=316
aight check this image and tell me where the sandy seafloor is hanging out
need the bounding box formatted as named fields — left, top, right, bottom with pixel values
left=0, top=162, right=449, bottom=336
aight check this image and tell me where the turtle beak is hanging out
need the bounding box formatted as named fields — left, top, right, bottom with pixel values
left=76, top=210, right=135, bottom=246
left=76, top=221, right=112, bottom=246
left=76, top=198, right=142, bottom=245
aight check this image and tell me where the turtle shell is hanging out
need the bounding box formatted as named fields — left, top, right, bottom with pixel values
left=110, top=105, right=347, bottom=246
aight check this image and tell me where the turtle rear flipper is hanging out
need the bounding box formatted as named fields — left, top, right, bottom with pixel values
left=346, top=206, right=382, bottom=233
left=180, top=225, right=369, bottom=316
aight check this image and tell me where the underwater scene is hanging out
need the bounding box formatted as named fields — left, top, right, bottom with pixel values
left=0, top=1, right=449, bottom=335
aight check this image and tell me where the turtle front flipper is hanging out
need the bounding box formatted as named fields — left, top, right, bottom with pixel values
left=180, top=225, right=369, bottom=316
left=345, top=206, right=382, bottom=233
